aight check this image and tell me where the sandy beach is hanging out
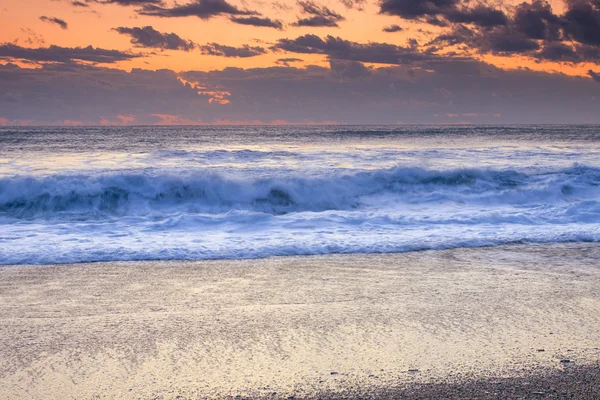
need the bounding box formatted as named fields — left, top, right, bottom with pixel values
left=1, top=243, right=599, bottom=399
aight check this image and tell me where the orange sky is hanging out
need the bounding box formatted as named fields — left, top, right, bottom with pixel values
left=1, top=0, right=600, bottom=125
left=0, top=0, right=592, bottom=76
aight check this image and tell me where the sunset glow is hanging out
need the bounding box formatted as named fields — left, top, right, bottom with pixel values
left=1, top=0, right=600, bottom=124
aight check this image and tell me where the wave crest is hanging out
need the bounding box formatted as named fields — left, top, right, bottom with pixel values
left=1, top=165, right=599, bottom=220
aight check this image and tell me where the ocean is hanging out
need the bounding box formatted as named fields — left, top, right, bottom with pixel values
left=1, top=125, right=599, bottom=265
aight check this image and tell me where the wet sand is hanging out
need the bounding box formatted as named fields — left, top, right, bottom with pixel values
left=1, top=243, right=599, bottom=399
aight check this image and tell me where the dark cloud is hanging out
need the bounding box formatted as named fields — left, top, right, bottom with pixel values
left=513, top=0, right=561, bottom=41
left=138, top=0, right=257, bottom=19
left=562, top=0, right=600, bottom=46
left=0, top=43, right=141, bottom=64
left=589, top=69, right=600, bottom=82
left=292, top=1, right=345, bottom=27
left=114, top=26, right=196, bottom=51
left=71, top=1, right=89, bottom=6
left=89, top=0, right=163, bottom=5
left=535, top=42, right=579, bottom=61
left=39, top=16, right=68, bottom=29
left=276, top=57, right=303, bottom=65
left=484, top=31, right=541, bottom=53
left=273, top=34, right=461, bottom=65
left=379, top=0, right=456, bottom=19
left=445, top=5, right=508, bottom=28
left=425, top=0, right=600, bottom=63
left=199, top=43, right=267, bottom=57
left=383, top=24, right=403, bottom=32
left=0, top=63, right=211, bottom=124
left=329, top=59, right=371, bottom=78
left=379, top=0, right=507, bottom=28
left=230, top=16, right=283, bottom=29
left=430, top=25, right=544, bottom=56
left=2, top=61, right=600, bottom=124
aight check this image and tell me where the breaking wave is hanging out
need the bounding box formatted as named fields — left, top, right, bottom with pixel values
left=1, top=165, right=599, bottom=219
left=1, top=164, right=600, bottom=264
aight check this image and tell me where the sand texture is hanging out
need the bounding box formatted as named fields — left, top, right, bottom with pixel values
left=1, top=244, right=599, bottom=399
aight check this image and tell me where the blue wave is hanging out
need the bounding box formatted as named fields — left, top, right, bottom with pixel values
left=1, top=165, right=599, bottom=220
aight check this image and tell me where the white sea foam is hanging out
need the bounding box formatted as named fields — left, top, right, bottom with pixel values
left=1, top=164, right=600, bottom=264
left=1, top=125, right=600, bottom=265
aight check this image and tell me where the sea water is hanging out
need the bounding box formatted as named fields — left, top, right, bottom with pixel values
left=1, top=125, right=599, bottom=264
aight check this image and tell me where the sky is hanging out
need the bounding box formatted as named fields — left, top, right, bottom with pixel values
left=0, top=0, right=600, bottom=125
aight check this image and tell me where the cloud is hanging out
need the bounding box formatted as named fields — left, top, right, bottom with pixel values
left=272, top=34, right=463, bottom=65
left=292, top=1, right=345, bottom=27
left=276, top=57, right=303, bottom=66
left=114, top=26, right=196, bottom=51
left=513, top=0, right=561, bottom=41
left=89, top=0, right=163, bottom=5
left=329, top=59, right=371, bottom=78
left=18, top=28, right=46, bottom=46
left=71, top=1, right=89, bottom=6
left=379, top=0, right=507, bottom=28
left=199, top=43, right=267, bottom=57
left=230, top=16, right=283, bottom=29
left=39, top=16, right=68, bottom=29
left=379, top=0, right=455, bottom=19
left=0, top=43, right=141, bottom=64
left=3, top=61, right=600, bottom=125
left=0, top=63, right=213, bottom=124
left=383, top=24, right=403, bottom=32
left=426, top=0, right=600, bottom=63
left=338, top=0, right=366, bottom=10
left=445, top=5, right=508, bottom=28
left=589, top=69, right=600, bottom=82
left=562, top=0, right=600, bottom=46
left=137, top=0, right=257, bottom=19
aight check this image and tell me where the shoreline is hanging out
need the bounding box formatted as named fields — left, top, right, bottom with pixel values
left=1, top=243, right=599, bottom=399
left=2, top=240, right=600, bottom=268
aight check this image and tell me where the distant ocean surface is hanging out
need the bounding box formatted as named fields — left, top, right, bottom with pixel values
left=1, top=125, right=600, bottom=265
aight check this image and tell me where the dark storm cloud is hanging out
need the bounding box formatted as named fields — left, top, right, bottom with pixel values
left=199, top=43, right=267, bottom=57
left=39, top=16, right=68, bottom=29
left=273, top=34, right=460, bottom=65
left=71, top=1, right=89, bottom=6
left=114, top=26, right=196, bottom=51
left=383, top=24, right=403, bottom=32
left=230, top=16, right=283, bottom=29
left=0, top=43, right=140, bottom=64
left=137, top=0, right=257, bottom=19
left=589, top=69, right=600, bottom=82
left=292, top=1, right=345, bottom=27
